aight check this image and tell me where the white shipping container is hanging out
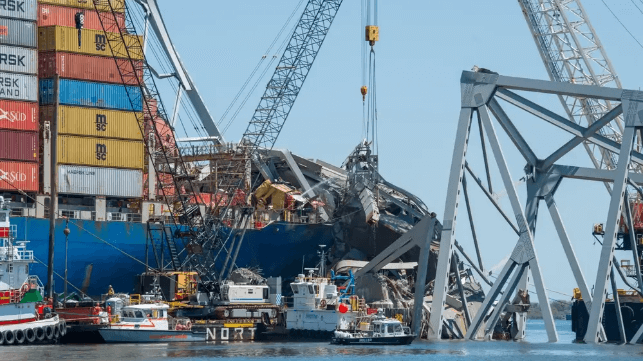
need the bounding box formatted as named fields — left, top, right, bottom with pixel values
left=0, top=71, right=36, bottom=101
left=0, top=18, right=36, bottom=48
left=0, top=0, right=37, bottom=21
left=0, top=45, right=35, bottom=74
left=58, top=165, right=143, bottom=198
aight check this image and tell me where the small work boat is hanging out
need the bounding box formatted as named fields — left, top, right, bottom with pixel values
left=331, top=310, right=415, bottom=345
left=98, top=303, right=205, bottom=343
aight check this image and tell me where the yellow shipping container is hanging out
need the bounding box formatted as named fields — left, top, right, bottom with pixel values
left=38, top=26, right=143, bottom=60
left=58, top=135, right=144, bottom=170
left=41, top=106, right=143, bottom=140
left=38, top=0, right=125, bottom=13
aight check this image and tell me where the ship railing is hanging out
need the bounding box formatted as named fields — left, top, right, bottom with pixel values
left=60, top=210, right=81, bottom=220
left=90, top=212, right=143, bottom=223
left=15, top=247, right=34, bottom=261
left=621, top=260, right=637, bottom=277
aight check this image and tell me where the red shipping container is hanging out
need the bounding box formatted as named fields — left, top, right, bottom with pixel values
left=38, top=4, right=125, bottom=30
left=0, top=160, right=39, bottom=192
left=0, top=100, right=38, bottom=132
left=0, top=130, right=38, bottom=163
left=39, top=52, right=143, bottom=85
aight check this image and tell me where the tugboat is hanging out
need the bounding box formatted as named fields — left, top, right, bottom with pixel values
left=331, top=309, right=415, bottom=345
left=0, top=197, right=65, bottom=345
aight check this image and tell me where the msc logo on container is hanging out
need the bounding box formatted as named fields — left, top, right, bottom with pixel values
left=96, top=114, right=107, bottom=131
left=0, top=54, right=25, bottom=67
left=95, top=144, right=107, bottom=161
left=0, top=1, right=26, bottom=12
left=95, top=34, right=107, bottom=51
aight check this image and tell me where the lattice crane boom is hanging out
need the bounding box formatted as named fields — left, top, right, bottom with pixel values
left=241, top=0, right=343, bottom=152
left=518, top=0, right=627, bottom=172
left=93, top=0, right=345, bottom=297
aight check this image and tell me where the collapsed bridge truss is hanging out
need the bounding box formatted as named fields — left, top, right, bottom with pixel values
left=428, top=70, right=643, bottom=344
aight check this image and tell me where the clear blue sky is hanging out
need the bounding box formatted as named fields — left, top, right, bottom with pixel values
left=158, top=0, right=643, bottom=299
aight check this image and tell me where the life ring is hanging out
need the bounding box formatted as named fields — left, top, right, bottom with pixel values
left=35, top=327, right=45, bottom=341
left=59, top=322, right=67, bottom=337
left=4, top=330, right=15, bottom=345
left=320, top=299, right=327, bottom=308
left=25, top=328, right=36, bottom=343
left=53, top=324, right=60, bottom=338
left=0, top=329, right=4, bottom=345
left=45, top=325, right=54, bottom=340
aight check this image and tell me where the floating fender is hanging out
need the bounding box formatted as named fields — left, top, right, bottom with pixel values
left=4, top=330, right=15, bottom=345
left=14, top=329, right=25, bottom=344
left=35, top=327, right=45, bottom=341
left=45, top=325, right=54, bottom=340
left=0, top=329, right=4, bottom=345
left=53, top=324, right=60, bottom=338
left=59, top=321, right=67, bottom=337
left=25, top=328, right=36, bottom=343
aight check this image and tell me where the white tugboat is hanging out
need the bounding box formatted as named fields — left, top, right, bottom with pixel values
left=285, top=246, right=362, bottom=338
left=331, top=309, right=415, bottom=345
left=0, top=197, right=65, bottom=345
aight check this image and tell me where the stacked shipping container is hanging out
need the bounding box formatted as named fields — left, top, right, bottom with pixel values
left=0, top=0, right=39, bottom=193
left=37, top=0, right=144, bottom=198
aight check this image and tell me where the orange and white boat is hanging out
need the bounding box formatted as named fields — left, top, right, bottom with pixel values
left=98, top=303, right=205, bottom=343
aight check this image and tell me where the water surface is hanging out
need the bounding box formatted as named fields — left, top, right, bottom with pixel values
left=1, top=320, right=642, bottom=360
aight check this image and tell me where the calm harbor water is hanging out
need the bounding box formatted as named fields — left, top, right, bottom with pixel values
left=2, top=320, right=643, bottom=360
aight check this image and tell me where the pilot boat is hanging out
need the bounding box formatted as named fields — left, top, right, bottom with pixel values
left=331, top=310, right=415, bottom=345
left=98, top=303, right=205, bottom=343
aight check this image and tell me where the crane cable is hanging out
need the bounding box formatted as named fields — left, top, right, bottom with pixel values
left=601, top=0, right=643, bottom=51
left=362, top=0, right=379, bottom=153
left=218, top=0, right=306, bottom=135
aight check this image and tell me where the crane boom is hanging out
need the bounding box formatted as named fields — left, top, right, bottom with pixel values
left=241, top=0, right=343, bottom=151
left=518, top=0, right=626, bottom=172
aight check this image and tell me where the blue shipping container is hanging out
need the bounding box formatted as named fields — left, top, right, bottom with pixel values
left=39, top=78, right=142, bottom=111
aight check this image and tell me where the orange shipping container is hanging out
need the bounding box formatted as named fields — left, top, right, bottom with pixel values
left=0, top=100, right=38, bottom=132
left=38, top=4, right=125, bottom=30
left=37, top=0, right=125, bottom=13
left=0, top=160, right=39, bottom=192
left=39, top=52, right=143, bottom=85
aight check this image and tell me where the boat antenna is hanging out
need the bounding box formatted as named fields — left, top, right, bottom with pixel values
left=318, top=245, right=327, bottom=277
left=302, top=255, right=305, bottom=275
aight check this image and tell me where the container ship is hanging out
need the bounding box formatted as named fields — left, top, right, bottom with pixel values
left=0, top=0, right=432, bottom=298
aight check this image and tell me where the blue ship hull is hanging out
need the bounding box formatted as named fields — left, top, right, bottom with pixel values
left=11, top=217, right=333, bottom=296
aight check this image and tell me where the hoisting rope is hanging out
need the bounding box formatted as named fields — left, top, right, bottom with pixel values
left=361, top=0, right=379, bottom=153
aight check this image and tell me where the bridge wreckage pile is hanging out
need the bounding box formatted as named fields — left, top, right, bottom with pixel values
left=170, top=139, right=495, bottom=340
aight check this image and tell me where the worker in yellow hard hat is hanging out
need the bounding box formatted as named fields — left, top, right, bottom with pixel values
left=107, top=285, right=114, bottom=296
